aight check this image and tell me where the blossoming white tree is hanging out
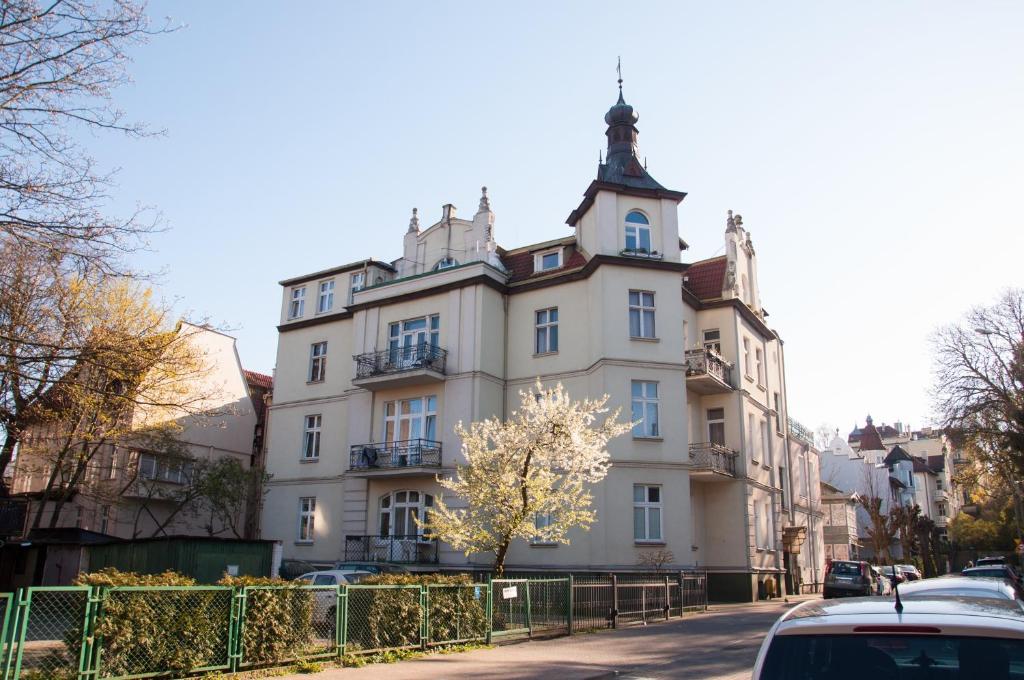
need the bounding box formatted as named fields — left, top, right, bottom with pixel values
left=424, top=381, right=632, bottom=574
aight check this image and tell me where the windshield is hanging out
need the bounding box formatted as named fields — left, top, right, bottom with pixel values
left=761, top=634, right=1024, bottom=679
left=830, top=562, right=862, bottom=576
left=966, top=568, right=1009, bottom=578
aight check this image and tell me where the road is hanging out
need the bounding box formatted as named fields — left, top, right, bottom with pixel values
left=289, top=596, right=813, bottom=680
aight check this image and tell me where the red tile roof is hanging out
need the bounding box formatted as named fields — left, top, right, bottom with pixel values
left=244, top=369, right=273, bottom=390
left=500, top=244, right=587, bottom=284
left=684, top=256, right=726, bottom=300
left=927, top=454, right=945, bottom=472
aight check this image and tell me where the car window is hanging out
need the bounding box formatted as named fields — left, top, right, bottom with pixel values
left=966, top=568, right=1010, bottom=578
left=343, top=572, right=370, bottom=584
left=296, top=574, right=314, bottom=583
left=312, top=574, right=336, bottom=586
left=830, top=562, right=861, bottom=576
left=761, top=634, right=1024, bottom=679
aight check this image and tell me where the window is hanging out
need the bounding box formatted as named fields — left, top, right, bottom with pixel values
left=317, top=280, right=335, bottom=313
left=388, top=315, right=440, bottom=366
left=535, top=308, right=559, bottom=354
left=309, top=341, right=327, bottom=382
left=936, top=477, right=944, bottom=491
left=138, top=454, right=193, bottom=485
left=762, top=420, right=772, bottom=467
left=707, top=408, right=725, bottom=446
left=433, top=257, right=458, bottom=270
left=534, top=249, right=563, bottom=272
left=764, top=500, right=775, bottom=550
left=633, top=485, right=662, bottom=542
left=384, top=396, right=438, bottom=452
left=631, top=381, right=660, bottom=438
left=350, top=271, right=366, bottom=303
left=798, top=449, right=808, bottom=497
left=313, top=574, right=336, bottom=586
left=104, top=448, right=118, bottom=480
left=703, top=329, right=721, bottom=353
left=298, top=497, right=316, bottom=542
left=99, top=505, right=111, bottom=534
left=289, top=287, right=306, bottom=319
left=624, top=211, right=652, bottom=254
left=774, top=393, right=782, bottom=433
left=780, top=463, right=788, bottom=508
left=302, top=414, right=321, bottom=460
left=379, top=490, right=434, bottom=537
left=532, top=512, right=556, bottom=545
left=628, top=291, right=656, bottom=339
left=755, top=348, right=764, bottom=385
left=754, top=501, right=763, bottom=548
left=743, top=338, right=752, bottom=377
left=748, top=413, right=758, bottom=463
left=938, top=501, right=948, bottom=517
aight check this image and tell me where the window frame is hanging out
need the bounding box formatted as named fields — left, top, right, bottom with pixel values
left=633, top=484, right=663, bottom=543
left=317, top=279, right=335, bottom=314
left=531, top=512, right=558, bottom=546
left=298, top=497, right=316, bottom=543
left=755, top=348, right=765, bottom=386
left=628, top=290, right=656, bottom=339
left=534, top=248, right=563, bottom=273
left=774, top=393, right=783, bottom=434
left=703, top=329, right=721, bottom=354
left=534, top=307, right=559, bottom=355
left=302, top=414, right=322, bottom=461
left=383, top=396, right=438, bottom=448
left=707, top=408, right=726, bottom=446
left=379, top=490, right=435, bottom=538
left=289, top=287, right=306, bottom=319
left=631, top=380, right=660, bottom=439
left=350, top=271, right=366, bottom=303
left=748, top=413, right=759, bottom=464
left=624, top=211, right=653, bottom=254
left=743, top=338, right=752, bottom=378
left=309, top=341, right=327, bottom=383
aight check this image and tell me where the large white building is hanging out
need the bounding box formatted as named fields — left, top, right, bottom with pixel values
left=261, top=84, right=822, bottom=601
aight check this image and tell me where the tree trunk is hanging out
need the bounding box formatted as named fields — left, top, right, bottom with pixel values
left=0, top=433, right=19, bottom=494
left=494, top=537, right=511, bottom=576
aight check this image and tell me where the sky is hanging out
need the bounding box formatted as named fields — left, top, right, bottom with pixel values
left=89, top=1, right=1024, bottom=435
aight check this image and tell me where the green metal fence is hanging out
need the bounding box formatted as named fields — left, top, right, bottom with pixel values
left=0, top=573, right=705, bottom=679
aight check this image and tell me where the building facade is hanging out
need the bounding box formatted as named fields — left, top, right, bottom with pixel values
left=261, top=86, right=821, bottom=601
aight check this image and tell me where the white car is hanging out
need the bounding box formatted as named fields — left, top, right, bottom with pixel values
left=898, top=575, right=1023, bottom=603
left=752, top=596, right=1024, bottom=678
left=296, top=569, right=375, bottom=628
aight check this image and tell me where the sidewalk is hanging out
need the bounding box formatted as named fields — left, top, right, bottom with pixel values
left=281, top=595, right=817, bottom=680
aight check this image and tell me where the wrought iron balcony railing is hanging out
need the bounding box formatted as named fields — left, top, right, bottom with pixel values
left=344, top=534, right=439, bottom=564
left=353, top=343, right=447, bottom=379
left=689, top=442, right=738, bottom=476
left=788, top=417, right=814, bottom=447
left=684, top=349, right=733, bottom=386
left=349, top=439, right=441, bottom=471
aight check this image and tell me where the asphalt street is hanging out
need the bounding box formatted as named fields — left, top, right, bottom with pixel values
left=287, top=596, right=813, bottom=680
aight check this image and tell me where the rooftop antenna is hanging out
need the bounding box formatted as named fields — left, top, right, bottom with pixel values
left=891, top=564, right=904, bottom=613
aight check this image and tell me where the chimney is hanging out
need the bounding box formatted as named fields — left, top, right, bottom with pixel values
left=442, top=204, right=456, bottom=222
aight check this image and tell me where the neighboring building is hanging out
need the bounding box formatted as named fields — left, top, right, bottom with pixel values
left=261, top=83, right=821, bottom=601
left=8, top=323, right=267, bottom=541
left=783, top=420, right=825, bottom=593
left=820, top=481, right=860, bottom=561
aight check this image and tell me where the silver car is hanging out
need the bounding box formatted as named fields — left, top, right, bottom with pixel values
left=752, top=596, right=1024, bottom=678
left=897, top=575, right=1023, bottom=603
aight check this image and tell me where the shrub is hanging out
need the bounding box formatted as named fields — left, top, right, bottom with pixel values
left=71, top=569, right=228, bottom=677
left=219, top=575, right=320, bottom=666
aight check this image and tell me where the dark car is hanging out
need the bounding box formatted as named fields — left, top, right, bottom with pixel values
left=963, top=564, right=1021, bottom=587
left=824, top=560, right=875, bottom=598
left=977, top=555, right=1008, bottom=566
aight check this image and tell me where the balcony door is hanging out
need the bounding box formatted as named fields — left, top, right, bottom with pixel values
left=383, top=396, right=437, bottom=465
left=379, top=490, right=434, bottom=538
left=388, top=315, right=440, bottom=368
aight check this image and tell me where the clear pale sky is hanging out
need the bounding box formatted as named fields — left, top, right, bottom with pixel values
left=91, top=1, right=1024, bottom=435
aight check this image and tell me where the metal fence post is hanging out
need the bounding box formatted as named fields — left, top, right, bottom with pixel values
left=10, top=589, right=32, bottom=680
left=420, top=585, right=429, bottom=650
left=677, top=572, right=684, bottom=616
left=664, top=576, right=671, bottom=620
left=567, top=575, right=574, bottom=635
left=83, top=586, right=108, bottom=680
left=485, top=576, right=493, bottom=644
left=228, top=585, right=245, bottom=672
left=339, top=584, right=349, bottom=658
left=335, top=585, right=345, bottom=659
left=524, top=580, right=532, bottom=638
left=610, top=574, right=618, bottom=629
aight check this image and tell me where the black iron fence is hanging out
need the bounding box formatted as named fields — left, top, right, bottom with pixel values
left=344, top=535, right=440, bottom=564
left=349, top=439, right=442, bottom=471
left=689, top=442, right=738, bottom=476
left=684, top=348, right=733, bottom=385
left=353, top=344, right=447, bottom=379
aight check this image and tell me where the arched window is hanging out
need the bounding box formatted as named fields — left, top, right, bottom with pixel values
left=433, top=257, right=458, bottom=271
left=379, top=490, right=434, bottom=538
left=624, top=211, right=652, bottom=254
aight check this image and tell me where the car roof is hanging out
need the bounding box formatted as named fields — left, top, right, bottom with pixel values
left=299, top=569, right=373, bottom=578
left=898, top=576, right=1017, bottom=598
left=963, top=566, right=1013, bottom=574
left=777, top=596, right=1024, bottom=635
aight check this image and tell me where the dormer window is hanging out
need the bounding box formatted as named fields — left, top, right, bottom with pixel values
left=534, top=248, right=563, bottom=273
left=433, top=257, right=458, bottom=271
left=624, top=211, right=652, bottom=254
left=289, top=287, right=306, bottom=319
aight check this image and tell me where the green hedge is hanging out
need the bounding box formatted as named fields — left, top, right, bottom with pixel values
left=222, top=575, right=320, bottom=666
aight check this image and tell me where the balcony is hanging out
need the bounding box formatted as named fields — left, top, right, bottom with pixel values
left=689, top=442, right=738, bottom=479
left=684, top=349, right=733, bottom=394
left=344, top=534, right=439, bottom=564
left=934, top=489, right=949, bottom=502
left=352, top=344, right=447, bottom=389
left=348, top=439, right=442, bottom=476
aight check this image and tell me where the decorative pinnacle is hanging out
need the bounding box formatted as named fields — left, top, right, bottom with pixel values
left=408, top=207, right=419, bottom=233
left=616, top=56, right=624, bottom=103
left=726, top=210, right=736, bottom=232
left=478, top=186, right=490, bottom=212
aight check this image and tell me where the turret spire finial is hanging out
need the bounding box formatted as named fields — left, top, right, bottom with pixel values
left=478, top=186, right=490, bottom=212
left=616, top=56, right=624, bottom=103
left=408, top=207, right=419, bottom=233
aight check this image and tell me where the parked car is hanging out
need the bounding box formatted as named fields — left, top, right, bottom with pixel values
left=978, top=555, right=1009, bottom=566
left=752, top=596, right=1024, bottom=679
left=823, top=560, right=876, bottom=598
left=897, top=575, right=1023, bottom=603
left=296, top=569, right=375, bottom=628
left=870, top=566, right=891, bottom=595
left=896, top=564, right=922, bottom=581
left=964, top=564, right=1022, bottom=587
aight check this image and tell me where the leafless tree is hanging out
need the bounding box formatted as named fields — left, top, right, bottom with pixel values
left=857, top=463, right=897, bottom=563
left=933, top=289, right=1024, bottom=507
left=0, top=1, right=175, bottom=268
left=636, top=548, right=675, bottom=574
